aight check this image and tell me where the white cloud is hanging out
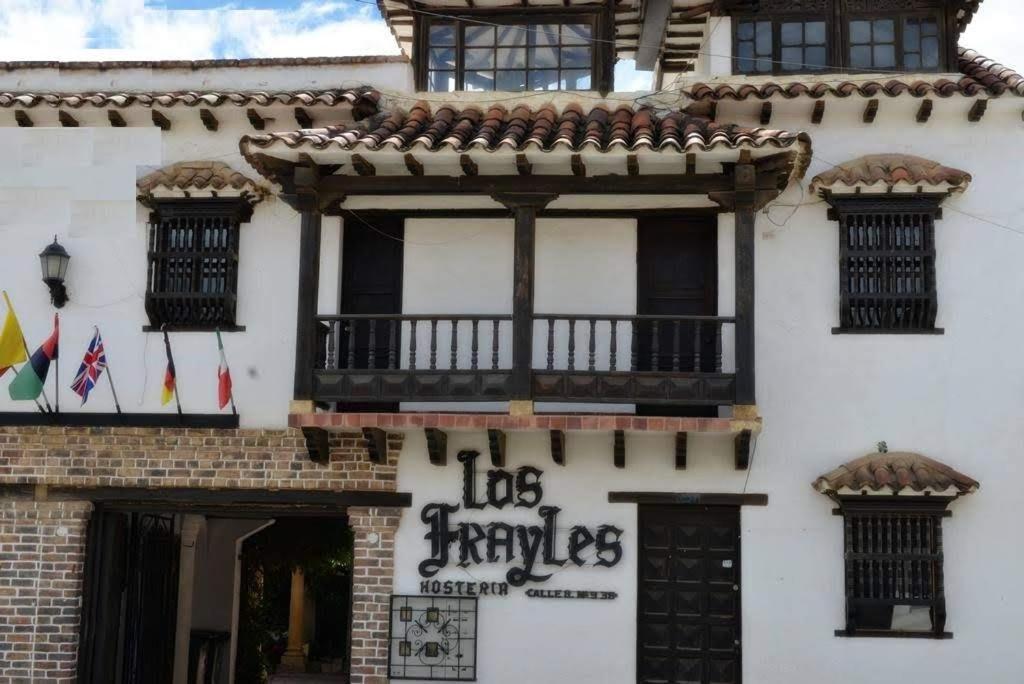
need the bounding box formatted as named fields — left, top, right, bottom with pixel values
left=961, top=0, right=1024, bottom=67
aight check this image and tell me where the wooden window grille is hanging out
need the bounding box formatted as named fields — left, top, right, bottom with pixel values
left=145, top=198, right=251, bottom=330
left=840, top=504, right=949, bottom=638
left=829, top=196, right=942, bottom=333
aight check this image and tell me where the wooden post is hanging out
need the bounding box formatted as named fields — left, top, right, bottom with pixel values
left=734, top=163, right=756, bottom=406
left=493, top=193, right=557, bottom=402
left=293, top=201, right=322, bottom=401
left=279, top=567, right=308, bottom=672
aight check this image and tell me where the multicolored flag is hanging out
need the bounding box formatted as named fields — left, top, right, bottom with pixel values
left=216, top=329, right=233, bottom=411
left=161, top=327, right=177, bottom=407
left=0, top=292, right=28, bottom=378
left=9, top=314, right=58, bottom=401
left=71, top=328, right=107, bottom=405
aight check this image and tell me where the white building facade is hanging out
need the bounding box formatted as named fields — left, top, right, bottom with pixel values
left=0, top=1, right=1021, bottom=683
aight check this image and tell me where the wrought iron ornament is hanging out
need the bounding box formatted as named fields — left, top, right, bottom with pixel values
left=389, top=595, right=478, bottom=681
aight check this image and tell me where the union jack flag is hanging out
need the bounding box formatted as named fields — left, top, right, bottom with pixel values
left=71, top=329, right=106, bottom=405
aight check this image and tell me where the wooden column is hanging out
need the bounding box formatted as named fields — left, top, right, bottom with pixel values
left=734, top=163, right=756, bottom=406
left=172, top=515, right=205, bottom=684
left=493, top=193, right=558, bottom=403
left=279, top=567, right=308, bottom=672
left=293, top=201, right=322, bottom=400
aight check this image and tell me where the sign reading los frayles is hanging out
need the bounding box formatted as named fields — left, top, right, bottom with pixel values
left=418, top=451, right=623, bottom=586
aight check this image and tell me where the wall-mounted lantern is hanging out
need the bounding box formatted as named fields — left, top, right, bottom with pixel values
left=39, top=236, right=70, bottom=308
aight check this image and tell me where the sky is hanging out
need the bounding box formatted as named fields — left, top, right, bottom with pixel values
left=0, top=0, right=1020, bottom=90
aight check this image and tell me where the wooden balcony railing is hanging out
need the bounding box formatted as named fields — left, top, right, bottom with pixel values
left=312, top=313, right=737, bottom=406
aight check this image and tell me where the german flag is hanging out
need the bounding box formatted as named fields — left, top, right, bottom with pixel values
left=160, top=327, right=177, bottom=407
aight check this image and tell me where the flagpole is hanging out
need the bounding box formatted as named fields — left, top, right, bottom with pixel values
left=98, top=327, right=123, bottom=415
left=162, top=325, right=183, bottom=417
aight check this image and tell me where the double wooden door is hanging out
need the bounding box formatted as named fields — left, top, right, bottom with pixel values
left=637, top=506, right=741, bottom=684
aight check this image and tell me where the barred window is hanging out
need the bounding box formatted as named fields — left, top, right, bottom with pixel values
left=145, top=198, right=251, bottom=330
left=829, top=196, right=942, bottom=333
left=839, top=504, right=949, bottom=638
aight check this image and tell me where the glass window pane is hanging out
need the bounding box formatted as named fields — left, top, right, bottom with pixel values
left=781, top=22, right=802, bottom=46
left=529, top=46, right=559, bottom=68
left=874, top=44, right=896, bottom=67
left=737, top=21, right=754, bottom=41
left=497, top=47, right=526, bottom=69
left=904, top=21, right=920, bottom=47
left=780, top=47, right=802, bottom=70
left=465, top=48, right=495, bottom=69
left=428, top=70, right=455, bottom=91
left=874, top=19, right=895, bottom=43
left=531, top=24, right=559, bottom=47
left=561, top=69, right=591, bottom=89
left=755, top=57, right=772, bottom=72
left=465, top=70, right=495, bottom=91
left=528, top=69, right=559, bottom=90
left=850, top=20, right=871, bottom=44
left=921, top=19, right=938, bottom=37
left=905, top=53, right=921, bottom=69
left=564, top=24, right=591, bottom=45
left=805, top=21, right=826, bottom=45
left=429, top=47, right=455, bottom=70
left=806, top=46, right=827, bottom=69
left=496, top=70, right=527, bottom=90
left=429, top=24, right=456, bottom=46
left=921, top=37, right=939, bottom=67
left=755, top=21, right=771, bottom=53
left=737, top=56, right=754, bottom=72
left=498, top=25, right=528, bottom=46
left=738, top=42, right=754, bottom=60
left=562, top=46, right=591, bottom=69
left=850, top=45, right=871, bottom=68
left=465, top=25, right=495, bottom=47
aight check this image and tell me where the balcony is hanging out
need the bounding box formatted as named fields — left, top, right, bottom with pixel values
left=312, top=313, right=737, bottom=409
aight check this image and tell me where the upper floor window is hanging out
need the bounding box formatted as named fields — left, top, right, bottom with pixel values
left=848, top=15, right=941, bottom=71
left=421, top=15, right=598, bottom=92
left=145, top=198, right=251, bottom=331
left=736, top=18, right=827, bottom=74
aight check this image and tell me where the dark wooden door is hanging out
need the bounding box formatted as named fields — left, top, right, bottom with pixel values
left=78, top=508, right=130, bottom=683
left=340, top=219, right=404, bottom=369
left=638, top=506, right=741, bottom=684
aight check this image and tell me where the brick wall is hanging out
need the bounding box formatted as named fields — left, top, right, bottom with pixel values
left=0, top=500, right=92, bottom=684
left=349, top=506, right=403, bottom=684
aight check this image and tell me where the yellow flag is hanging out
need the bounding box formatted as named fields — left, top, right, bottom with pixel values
left=0, top=291, right=28, bottom=372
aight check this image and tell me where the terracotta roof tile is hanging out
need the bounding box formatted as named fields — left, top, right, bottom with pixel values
left=813, top=452, right=979, bottom=497
left=809, top=154, right=972, bottom=194
left=136, top=161, right=268, bottom=203
left=0, top=56, right=406, bottom=70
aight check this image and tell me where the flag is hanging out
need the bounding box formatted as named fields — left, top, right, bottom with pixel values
left=161, top=328, right=176, bottom=406
left=0, top=292, right=28, bottom=377
left=216, top=329, right=233, bottom=410
left=9, top=314, right=58, bottom=401
left=71, top=328, right=107, bottom=405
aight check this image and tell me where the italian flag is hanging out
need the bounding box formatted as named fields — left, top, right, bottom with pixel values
left=216, top=329, right=233, bottom=410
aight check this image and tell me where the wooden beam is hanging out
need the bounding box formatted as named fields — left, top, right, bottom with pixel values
left=246, top=108, right=266, bottom=130
left=570, top=153, right=586, bottom=177
left=550, top=429, right=566, bottom=466
left=487, top=429, right=506, bottom=468
left=58, top=110, right=78, bottom=128
left=107, top=110, right=127, bottom=128
left=460, top=153, right=478, bottom=176
left=916, top=99, right=933, bottom=123
left=613, top=430, right=625, bottom=469
left=707, top=101, right=717, bottom=121
left=863, top=99, right=879, bottom=124
left=351, top=153, right=376, bottom=176
left=675, top=432, right=687, bottom=470
left=685, top=153, right=696, bottom=175
left=735, top=429, right=752, bottom=470
left=609, top=491, right=768, bottom=506
left=152, top=110, right=171, bottom=131
left=293, top=209, right=321, bottom=398
left=294, top=107, right=313, bottom=128
left=404, top=153, right=424, bottom=176
left=301, top=427, right=329, bottom=464
left=515, top=153, right=532, bottom=176
left=14, top=110, right=32, bottom=128
left=199, top=108, right=218, bottom=131
left=734, top=164, right=757, bottom=405
left=626, top=154, right=640, bottom=176
left=425, top=428, right=447, bottom=466
left=362, top=427, right=387, bottom=464
left=811, top=100, right=825, bottom=125
left=759, top=102, right=773, bottom=126
left=968, top=99, right=988, bottom=122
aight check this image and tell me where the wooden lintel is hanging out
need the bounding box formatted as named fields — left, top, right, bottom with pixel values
left=460, top=153, right=479, bottom=176
left=968, top=99, right=988, bottom=122
left=246, top=108, right=266, bottom=130
left=570, top=153, right=585, bottom=177
left=487, top=429, right=506, bottom=468
left=199, top=108, right=218, bottom=132
left=614, top=430, right=625, bottom=469
left=152, top=110, right=171, bottom=131
left=14, top=110, right=32, bottom=128
left=404, top=153, right=424, bottom=176
left=550, top=430, right=566, bottom=466
left=294, top=107, right=313, bottom=129
left=107, top=110, right=127, bottom=128
left=916, top=99, right=933, bottom=123
left=351, top=153, right=376, bottom=176
left=735, top=429, right=752, bottom=470
left=301, top=427, right=330, bottom=464
left=675, top=432, right=687, bottom=470
left=626, top=154, right=640, bottom=176
left=515, top=153, right=532, bottom=176
left=811, top=100, right=825, bottom=125
left=863, top=99, right=879, bottom=124
left=425, top=428, right=447, bottom=466
left=759, top=102, right=773, bottom=126
left=609, top=491, right=768, bottom=506
left=362, top=427, right=388, bottom=464
left=58, top=110, right=78, bottom=128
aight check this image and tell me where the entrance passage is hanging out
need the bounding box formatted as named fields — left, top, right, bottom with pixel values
left=637, top=506, right=741, bottom=684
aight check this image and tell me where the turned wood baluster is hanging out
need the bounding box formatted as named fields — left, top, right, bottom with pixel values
left=450, top=320, right=458, bottom=370
left=546, top=319, right=555, bottom=370
left=326, top=320, right=336, bottom=370
left=567, top=319, right=576, bottom=371
left=491, top=320, right=500, bottom=370
left=430, top=319, right=438, bottom=370
left=651, top=320, right=660, bottom=371
left=672, top=320, right=681, bottom=372
left=630, top=321, right=638, bottom=371
left=471, top=319, right=479, bottom=370
left=714, top=322, right=723, bottom=372
left=388, top=320, right=397, bottom=370
left=588, top=319, right=596, bottom=371
left=347, top=319, right=356, bottom=369
left=609, top=321, right=617, bottom=371
left=368, top=319, right=377, bottom=370
left=693, top=321, right=702, bottom=372
left=409, top=320, right=418, bottom=370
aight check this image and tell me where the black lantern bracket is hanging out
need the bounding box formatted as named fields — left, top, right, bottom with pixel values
left=39, top=235, right=70, bottom=308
